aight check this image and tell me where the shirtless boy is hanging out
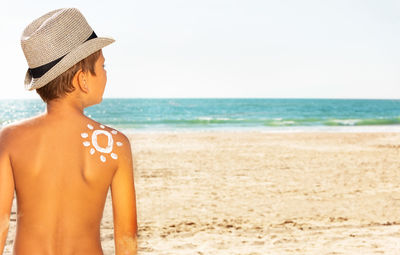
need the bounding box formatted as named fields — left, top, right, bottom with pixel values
left=0, top=8, right=137, bottom=255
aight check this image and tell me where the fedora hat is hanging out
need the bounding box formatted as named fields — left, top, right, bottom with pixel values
left=21, top=8, right=115, bottom=91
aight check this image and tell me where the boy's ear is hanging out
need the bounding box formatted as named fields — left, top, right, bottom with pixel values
left=73, top=69, right=89, bottom=93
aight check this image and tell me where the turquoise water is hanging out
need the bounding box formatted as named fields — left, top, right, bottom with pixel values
left=1, top=98, right=400, bottom=132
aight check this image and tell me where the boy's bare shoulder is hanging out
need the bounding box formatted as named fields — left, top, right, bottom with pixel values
left=82, top=119, right=132, bottom=155
left=0, top=115, right=44, bottom=146
left=103, top=124, right=132, bottom=154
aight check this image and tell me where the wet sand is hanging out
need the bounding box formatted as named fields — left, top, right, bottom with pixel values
left=5, top=132, right=400, bottom=254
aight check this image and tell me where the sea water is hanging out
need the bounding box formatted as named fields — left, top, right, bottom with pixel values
left=1, top=98, right=400, bottom=132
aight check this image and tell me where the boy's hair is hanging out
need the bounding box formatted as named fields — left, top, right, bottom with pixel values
left=36, top=50, right=101, bottom=103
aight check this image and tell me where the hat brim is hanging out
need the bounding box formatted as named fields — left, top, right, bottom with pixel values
left=24, top=36, right=115, bottom=91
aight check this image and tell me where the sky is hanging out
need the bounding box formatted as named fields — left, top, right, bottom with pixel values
left=0, top=0, right=400, bottom=99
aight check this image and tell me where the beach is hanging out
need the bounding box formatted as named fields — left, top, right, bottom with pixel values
left=5, top=131, right=400, bottom=254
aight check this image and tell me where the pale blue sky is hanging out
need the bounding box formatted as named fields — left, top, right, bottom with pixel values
left=1, top=0, right=399, bottom=99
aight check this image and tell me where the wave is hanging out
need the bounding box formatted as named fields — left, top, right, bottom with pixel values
left=325, top=118, right=400, bottom=126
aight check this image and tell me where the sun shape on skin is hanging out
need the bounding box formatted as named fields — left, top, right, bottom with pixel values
left=81, top=124, right=123, bottom=163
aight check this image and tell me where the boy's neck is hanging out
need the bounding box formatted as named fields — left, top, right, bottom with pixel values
left=45, top=98, right=85, bottom=118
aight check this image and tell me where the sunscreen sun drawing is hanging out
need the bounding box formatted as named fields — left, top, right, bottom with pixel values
left=81, top=124, right=123, bottom=163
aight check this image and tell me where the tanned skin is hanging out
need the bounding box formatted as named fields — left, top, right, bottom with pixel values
left=0, top=51, right=138, bottom=255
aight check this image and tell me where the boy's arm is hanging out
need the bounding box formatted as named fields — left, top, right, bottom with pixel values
left=110, top=134, right=138, bottom=255
left=0, top=128, right=15, bottom=254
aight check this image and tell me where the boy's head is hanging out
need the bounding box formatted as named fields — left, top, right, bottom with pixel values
left=36, top=50, right=101, bottom=103
left=21, top=8, right=114, bottom=99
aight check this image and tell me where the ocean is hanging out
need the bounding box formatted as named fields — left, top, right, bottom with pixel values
left=1, top=98, right=400, bottom=132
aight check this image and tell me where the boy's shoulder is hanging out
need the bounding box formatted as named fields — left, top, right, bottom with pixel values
left=0, top=116, right=49, bottom=157
left=80, top=119, right=132, bottom=164
left=0, top=115, right=44, bottom=144
left=81, top=118, right=132, bottom=154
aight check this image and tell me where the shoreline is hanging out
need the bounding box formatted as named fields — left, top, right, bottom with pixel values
left=118, top=125, right=400, bottom=135
left=120, top=127, right=400, bottom=135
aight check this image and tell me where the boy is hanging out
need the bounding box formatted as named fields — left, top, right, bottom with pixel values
left=0, top=8, right=137, bottom=255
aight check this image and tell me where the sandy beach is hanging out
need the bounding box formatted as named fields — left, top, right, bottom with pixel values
left=5, top=131, right=400, bottom=254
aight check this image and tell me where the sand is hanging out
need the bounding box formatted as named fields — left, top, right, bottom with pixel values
left=5, top=131, right=400, bottom=254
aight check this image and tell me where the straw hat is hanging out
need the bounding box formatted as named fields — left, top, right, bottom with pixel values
left=21, top=8, right=115, bottom=91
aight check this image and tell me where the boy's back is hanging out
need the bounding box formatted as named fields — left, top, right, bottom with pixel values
left=0, top=8, right=137, bottom=255
left=1, top=112, right=132, bottom=254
